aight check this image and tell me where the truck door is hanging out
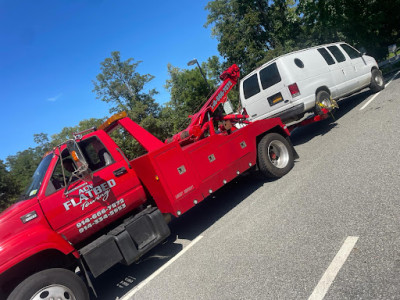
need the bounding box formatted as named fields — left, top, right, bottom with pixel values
left=39, top=132, right=147, bottom=245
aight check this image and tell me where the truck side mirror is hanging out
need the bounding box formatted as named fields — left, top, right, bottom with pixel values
left=66, top=140, right=93, bottom=182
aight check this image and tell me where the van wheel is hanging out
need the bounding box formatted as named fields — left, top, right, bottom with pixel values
left=257, top=133, right=294, bottom=178
left=370, top=69, right=384, bottom=92
left=7, top=268, right=89, bottom=300
left=315, top=90, right=332, bottom=115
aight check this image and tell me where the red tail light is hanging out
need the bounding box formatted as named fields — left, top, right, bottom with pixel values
left=288, top=83, right=300, bottom=97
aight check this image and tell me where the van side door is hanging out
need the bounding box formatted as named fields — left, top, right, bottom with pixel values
left=326, top=45, right=358, bottom=96
left=340, top=43, right=370, bottom=87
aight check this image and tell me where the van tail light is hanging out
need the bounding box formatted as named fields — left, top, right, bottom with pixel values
left=288, top=83, right=300, bottom=97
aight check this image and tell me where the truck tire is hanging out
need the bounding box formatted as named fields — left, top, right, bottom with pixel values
left=315, top=90, right=332, bottom=115
left=370, top=69, right=384, bottom=92
left=7, top=268, right=89, bottom=300
left=257, top=133, right=294, bottom=178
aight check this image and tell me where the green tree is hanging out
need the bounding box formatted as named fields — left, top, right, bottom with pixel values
left=163, top=56, right=235, bottom=135
left=50, top=118, right=105, bottom=146
left=92, top=51, right=160, bottom=122
left=205, top=0, right=302, bottom=74
left=6, top=148, right=42, bottom=198
left=0, top=160, right=19, bottom=211
left=297, top=0, right=400, bottom=60
left=93, top=51, right=168, bottom=156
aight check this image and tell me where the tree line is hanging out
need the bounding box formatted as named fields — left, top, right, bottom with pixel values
left=1, top=0, right=398, bottom=211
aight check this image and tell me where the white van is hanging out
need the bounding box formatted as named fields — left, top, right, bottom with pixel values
left=239, top=42, right=384, bottom=123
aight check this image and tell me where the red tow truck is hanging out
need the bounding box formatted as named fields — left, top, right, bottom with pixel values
left=0, top=65, right=298, bottom=299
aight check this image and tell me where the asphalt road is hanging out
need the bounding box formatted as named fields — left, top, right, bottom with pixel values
left=92, top=71, right=400, bottom=300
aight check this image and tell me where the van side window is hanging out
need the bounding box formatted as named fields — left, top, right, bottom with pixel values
left=260, top=63, right=281, bottom=90
left=294, top=58, right=304, bottom=68
left=78, top=136, right=114, bottom=172
left=340, top=44, right=361, bottom=59
left=318, top=48, right=335, bottom=65
left=243, top=74, right=260, bottom=99
left=327, top=45, right=346, bottom=62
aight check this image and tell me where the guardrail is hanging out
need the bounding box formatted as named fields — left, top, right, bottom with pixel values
left=379, top=53, right=400, bottom=68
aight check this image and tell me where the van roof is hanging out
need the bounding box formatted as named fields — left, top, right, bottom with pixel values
left=241, top=41, right=346, bottom=80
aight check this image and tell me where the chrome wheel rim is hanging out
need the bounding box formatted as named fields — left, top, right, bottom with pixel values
left=31, top=285, right=76, bottom=300
left=268, top=140, right=289, bottom=168
left=375, top=74, right=383, bottom=86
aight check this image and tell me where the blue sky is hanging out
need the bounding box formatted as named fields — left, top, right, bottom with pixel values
left=0, top=0, right=219, bottom=161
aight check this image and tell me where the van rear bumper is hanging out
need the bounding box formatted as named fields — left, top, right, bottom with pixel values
left=270, top=103, right=305, bottom=122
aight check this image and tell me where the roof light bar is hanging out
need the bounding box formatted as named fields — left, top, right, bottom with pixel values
left=98, top=111, right=127, bottom=131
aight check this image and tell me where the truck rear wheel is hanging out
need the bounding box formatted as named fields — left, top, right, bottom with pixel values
left=257, top=133, right=294, bottom=178
left=7, top=268, right=89, bottom=300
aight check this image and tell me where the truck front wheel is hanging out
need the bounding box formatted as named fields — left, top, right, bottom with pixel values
left=7, top=268, right=89, bottom=300
left=257, top=133, right=294, bottom=178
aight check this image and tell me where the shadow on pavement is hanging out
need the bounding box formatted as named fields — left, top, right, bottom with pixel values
left=291, top=89, right=373, bottom=146
left=92, top=173, right=268, bottom=299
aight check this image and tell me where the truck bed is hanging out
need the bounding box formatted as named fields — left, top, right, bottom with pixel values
left=131, top=118, right=285, bottom=216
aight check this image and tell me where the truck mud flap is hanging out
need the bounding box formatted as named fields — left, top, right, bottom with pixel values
left=80, top=207, right=170, bottom=278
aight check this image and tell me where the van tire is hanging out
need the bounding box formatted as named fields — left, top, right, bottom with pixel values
left=315, top=90, right=332, bottom=115
left=370, top=69, right=384, bottom=92
left=257, top=133, right=294, bottom=178
left=7, top=268, right=89, bottom=300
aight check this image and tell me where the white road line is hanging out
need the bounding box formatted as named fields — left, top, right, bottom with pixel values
left=308, top=236, right=359, bottom=300
left=120, top=235, right=204, bottom=299
left=360, top=70, right=400, bottom=110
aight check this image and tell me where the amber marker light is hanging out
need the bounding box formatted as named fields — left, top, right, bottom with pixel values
left=71, top=151, right=79, bottom=162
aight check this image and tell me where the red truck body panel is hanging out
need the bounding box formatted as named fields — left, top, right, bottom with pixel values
left=0, top=199, right=76, bottom=275
left=131, top=117, right=288, bottom=216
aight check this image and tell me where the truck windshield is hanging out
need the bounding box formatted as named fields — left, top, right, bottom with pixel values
left=20, top=154, right=53, bottom=200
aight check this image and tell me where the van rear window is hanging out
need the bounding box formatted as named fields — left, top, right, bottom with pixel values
left=260, top=63, right=281, bottom=90
left=317, top=48, right=335, bottom=65
left=243, top=73, right=260, bottom=99
left=327, top=45, right=346, bottom=62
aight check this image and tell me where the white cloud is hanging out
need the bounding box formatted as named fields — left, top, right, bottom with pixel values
left=47, top=93, right=62, bottom=102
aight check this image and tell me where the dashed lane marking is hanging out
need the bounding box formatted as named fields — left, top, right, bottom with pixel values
left=360, top=70, right=400, bottom=110
left=308, top=236, right=359, bottom=300
left=120, top=235, right=204, bottom=299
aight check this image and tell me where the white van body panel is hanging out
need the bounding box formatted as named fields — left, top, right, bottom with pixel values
left=240, top=42, right=379, bottom=123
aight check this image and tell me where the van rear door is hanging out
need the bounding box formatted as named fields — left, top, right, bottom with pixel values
left=241, top=62, right=292, bottom=120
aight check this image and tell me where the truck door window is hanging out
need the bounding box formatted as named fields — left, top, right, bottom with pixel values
left=243, top=73, right=260, bottom=99
left=327, top=45, right=346, bottom=63
left=78, top=136, right=114, bottom=172
left=340, top=44, right=362, bottom=59
left=317, top=48, right=336, bottom=65
left=259, top=63, right=281, bottom=90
